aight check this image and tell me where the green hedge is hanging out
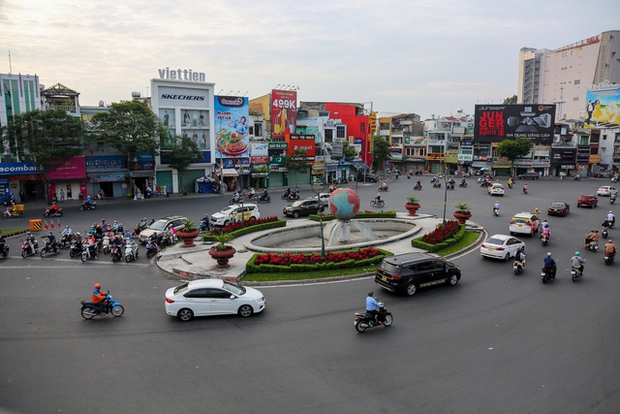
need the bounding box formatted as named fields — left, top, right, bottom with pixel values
left=202, top=219, right=287, bottom=242
left=245, top=248, right=393, bottom=273
left=308, top=211, right=397, bottom=222
left=410, top=224, right=466, bottom=252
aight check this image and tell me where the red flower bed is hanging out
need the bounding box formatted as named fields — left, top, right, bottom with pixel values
left=421, top=220, right=460, bottom=245
left=254, top=247, right=382, bottom=266
left=209, top=216, right=279, bottom=236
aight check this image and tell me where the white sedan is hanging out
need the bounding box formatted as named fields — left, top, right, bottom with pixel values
left=480, top=234, right=525, bottom=261
left=165, top=279, right=265, bottom=321
left=488, top=183, right=505, bottom=196
left=597, top=186, right=617, bottom=196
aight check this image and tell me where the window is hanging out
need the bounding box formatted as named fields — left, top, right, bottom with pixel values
left=415, top=261, right=434, bottom=271
left=336, top=125, right=346, bottom=139
left=254, top=123, right=263, bottom=137
left=324, top=129, right=333, bottom=142
left=206, top=289, right=232, bottom=299
left=186, top=289, right=210, bottom=298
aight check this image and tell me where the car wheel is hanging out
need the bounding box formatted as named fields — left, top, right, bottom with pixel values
left=383, top=314, right=394, bottom=327
left=293, top=212, right=299, bottom=218
left=447, top=274, right=459, bottom=286
left=238, top=305, right=253, bottom=317
left=177, top=308, right=194, bottom=322
left=504, top=253, right=510, bottom=262
left=405, top=283, right=417, bottom=296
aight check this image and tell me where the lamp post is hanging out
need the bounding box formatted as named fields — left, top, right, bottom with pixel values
left=312, top=150, right=327, bottom=258
left=441, top=161, right=449, bottom=231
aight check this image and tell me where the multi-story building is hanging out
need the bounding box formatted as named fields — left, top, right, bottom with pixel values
left=424, top=114, right=473, bottom=174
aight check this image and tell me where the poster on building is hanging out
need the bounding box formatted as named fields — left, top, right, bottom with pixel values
left=214, top=96, right=250, bottom=158
left=584, top=81, right=620, bottom=128
left=271, top=89, right=297, bottom=138
left=474, top=104, right=556, bottom=144
left=287, top=134, right=315, bottom=158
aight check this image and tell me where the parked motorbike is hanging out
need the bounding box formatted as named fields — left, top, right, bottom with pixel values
left=604, top=251, right=615, bottom=266
left=257, top=193, right=271, bottom=203
left=40, top=237, right=60, bottom=258
left=21, top=239, right=38, bottom=258
left=146, top=239, right=159, bottom=259
left=80, top=292, right=124, bottom=319
left=541, top=266, right=556, bottom=283
left=79, top=201, right=97, bottom=211
left=110, top=244, right=123, bottom=263
left=493, top=207, right=500, bottom=217
left=513, top=259, right=525, bottom=275
left=413, top=183, right=422, bottom=190
left=541, top=233, right=549, bottom=246
left=229, top=195, right=245, bottom=204
left=571, top=265, right=584, bottom=282
left=354, top=303, right=393, bottom=333
left=0, top=244, right=9, bottom=259
left=43, top=207, right=63, bottom=218
left=68, top=240, right=83, bottom=257
left=124, top=240, right=139, bottom=263
left=81, top=244, right=98, bottom=262
left=370, top=199, right=385, bottom=208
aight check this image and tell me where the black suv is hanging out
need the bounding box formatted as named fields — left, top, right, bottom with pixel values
left=357, top=172, right=379, bottom=183
left=375, top=252, right=461, bottom=296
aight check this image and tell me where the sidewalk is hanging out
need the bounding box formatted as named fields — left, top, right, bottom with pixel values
left=155, top=213, right=484, bottom=284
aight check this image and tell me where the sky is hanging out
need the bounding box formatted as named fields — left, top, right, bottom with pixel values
left=1, top=0, right=618, bottom=120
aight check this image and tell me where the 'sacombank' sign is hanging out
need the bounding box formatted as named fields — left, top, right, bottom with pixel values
left=0, top=162, right=40, bottom=175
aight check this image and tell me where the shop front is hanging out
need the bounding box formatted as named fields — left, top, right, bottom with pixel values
left=85, top=155, right=127, bottom=198
left=47, top=156, right=87, bottom=201
left=551, top=148, right=576, bottom=177
left=0, top=162, right=43, bottom=201
left=492, top=158, right=512, bottom=177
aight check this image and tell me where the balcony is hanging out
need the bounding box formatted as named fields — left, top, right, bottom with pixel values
left=613, top=154, right=620, bottom=162
left=46, top=104, right=77, bottom=113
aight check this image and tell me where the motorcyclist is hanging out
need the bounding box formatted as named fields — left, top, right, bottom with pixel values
left=585, top=229, right=598, bottom=248
left=147, top=233, right=158, bottom=248
left=515, top=246, right=526, bottom=266
left=606, top=211, right=615, bottom=226
left=85, top=234, right=98, bottom=259
left=291, top=188, right=298, bottom=199
left=523, top=183, right=528, bottom=193
left=248, top=188, right=256, bottom=198
left=448, top=177, right=456, bottom=188
left=85, top=195, right=93, bottom=208
left=460, top=178, right=467, bottom=186
left=534, top=207, right=540, bottom=218
left=74, top=232, right=83, bottom=245
left=110, top=234, right=122, bottom=259
left=260, top=188, right=269, bottom=200
left=112, top=220, right=119, bottom=232
left=541, top=219, right=550, bottom=231
left=508, top=177, right=514, bottom=188
left=25, top=230, right=37, bottom=253
left=571, top=251, right=586, bottom=274
left=493, top=200, right=500, bottom=213
left=415, top=180, right=422, bottom=189
left=604, top=240, right=617, bottom=260
left=60, top=225, right=72, bottom=237
left=284, top=187, right=291, bottom=198
left=233, top=190, right=241, bottom=202
left=365, top=291, right=384, bottom=324
left=92, top=283, right=108, bottom=309
left=375, top=193, right=382, bottom=205
left=543, top=252, right=556, bottom=276
left=46, top=231, right=57, bottom=250
left=541, top=222, right=551, bottom=240
left=138, top=217, right=148, bottom=230
left=48, top=200, right=59, bottom=214
left=380, top=181, right=388, bottom=190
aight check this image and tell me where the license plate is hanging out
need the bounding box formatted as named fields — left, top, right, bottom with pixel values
left=518, top=224, right=523, bottom=228
left=487, top=247, right=494, bottom=251
left=381, top=275, right=387, bottom=281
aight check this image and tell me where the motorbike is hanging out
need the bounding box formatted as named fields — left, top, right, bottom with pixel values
left=81, top=244, right=98, bottom=262
left=523, top=186, right=528, bottom=194
left=370, top=199, right=385, bottom=208
left=432, top=181, right=441, bottom=188
left=513, top=259, right=525, bottom=275
left=413, top=183, right=422, bottom=190
left=80, top=292, right=124, bottom=319
left=0, top=244, right=9, bottom=259
left=354, top=303, right=393, bottom=333
left=110, top=244, right=123, bottom=263
left=459, top=181, right=468, bottom=188
left=493, top=207, right=500, bottom=217
left=604, top=251, right=615, bottom=266
left=603, top=218, right=615, bottom=229
left=59, top=233, right=73, bottom=249
left=146, top=239, right=159, bottom=259
left=585, top=240, right=599, bottom=252
left=40, top=237, right=60, bottom=258
left=229, top=195, right=245, bottom=204
left=602, top=227, right=609, bottom=239
left=246, top=189, right=257, bottom=200
left=124, top=240, right=139, bottom=263
left=132, top=219, right=154, bottom=238
left=68, top=240, right=83, bottom=257
left=43, top=206, right=63, bottom=218
left=257, top=193, right=271, bottom=203
left=378, top=184, right=389, bottom=192
left=160, top=230, right=175, bottom=247
left=447, top=181, right=455, bottom=190
left=541, top=233, right=549, bottom=246
left=199, top=219, right=211, bottom=233
left=21, top=239, right=38, bottom=258
left=541, top=266, right=556, bottom=283
left=611, top=194, right=617, bottom=204
left=508, top=181, right=514, bottom=189
left=2, top=204, right=24, bottom=218
left=79, top=201, right=97, bottom=211
left=101, top=235, right=111, bottom=254
left=571, top=264, right=584, bottom=282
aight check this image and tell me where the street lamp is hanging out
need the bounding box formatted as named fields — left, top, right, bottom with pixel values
left=311, top=149, right=327, bottom=258
left=441, top=162, right=449, bottom=231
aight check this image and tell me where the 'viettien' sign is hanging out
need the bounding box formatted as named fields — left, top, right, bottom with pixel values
left=158, top=68, right=206, bottom=82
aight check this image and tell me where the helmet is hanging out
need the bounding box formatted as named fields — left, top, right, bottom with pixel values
left=591, top=229, right=595, bottom=232
left=595, top=230, right=599, bottom=233
left=543, top=219, right=548, bottom=222
left=76, top=232, right=81, bottom=236
left=26, top=230, right=31, bottom=235
left=575, top=251, right=580, bottom=256
left=547, top=252, right=552, bottom=257
left=368, top=291, right=374, bottom=297
left=610, top=211, right=613, bottom=213
left=48, top=231, right=52, bottom=236
left=609, top=240, right=613, bottom=243
left=66, top=225, right=69, bottom=228
left=114, top=220, right=117, bottom=223
left=94, top=283, right=101, bottom=289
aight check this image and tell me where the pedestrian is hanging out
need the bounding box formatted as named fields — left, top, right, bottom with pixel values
left=166, top=185, right=170, bottom=197
left=19, top=190, right=25, bottom=204
left=59, top=189, right=65, bottom=202
left=10, top=193, right=15, bottom=203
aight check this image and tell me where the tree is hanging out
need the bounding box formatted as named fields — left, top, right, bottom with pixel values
left=503, top=95, right=518, bottom=104
left=164, top=135, right=203, bottom=192
left=496, top=137, right=532, bottom=176
left=371, top=136, right=391, bottom=174
left=5, top=108, right=85, bottom=200
left=284, top=148, right=311, bottom=187
left=89, top=100, right=166, bottom=177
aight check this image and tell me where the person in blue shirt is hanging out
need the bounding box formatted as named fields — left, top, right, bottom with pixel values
left=543, top=252, right=556, bottom=276
left=46, top=231, right=57, bottom=250
left=366, top=291, right=384, bottom=324
left=493, top=200, right=500, bottom=213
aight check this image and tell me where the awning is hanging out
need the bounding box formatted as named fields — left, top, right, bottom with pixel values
left=472, top=162, right=490, bottom=168
left=129, top=170, right=154, bottom=178
left=89, top=173, right=126, bottom=182
left=221, top=168, right=239, bottom=177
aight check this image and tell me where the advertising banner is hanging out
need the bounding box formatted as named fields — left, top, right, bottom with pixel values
left=475, top=104, right=556, bottom=144
left=287, top=134, right=315, bottom=158
left=0, top=162, right=39, bottom=175
left=214, top=96, right=250, bottom=158
left=158, top=87, right=209, bottom=109
left=551, top=148, right=576, bottom=165
left=271, top=89, right=297, bottom=138
left=85, top=155, right=126, bottom=171
left=47, top=156, right=86, bottom=180
left=585, top=81, right=620, bottom=129
left=577, top=146, right=591, bottom=164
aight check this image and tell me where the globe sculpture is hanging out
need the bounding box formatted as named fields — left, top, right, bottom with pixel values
left=325, top=188, right=375, bottom=245
left=329, top=188, right=360, bottom=220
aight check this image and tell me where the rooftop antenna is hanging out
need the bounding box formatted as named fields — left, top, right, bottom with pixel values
left=242, top=91, right=249, bottom=97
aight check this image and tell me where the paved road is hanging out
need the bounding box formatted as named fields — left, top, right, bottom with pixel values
left=1, top=176, right=619, bottom=413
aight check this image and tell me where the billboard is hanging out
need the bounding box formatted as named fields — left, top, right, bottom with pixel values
left=214, top=96, right=250, bottom=158
left=287, top=134, right=315, bottom=158
left=585, top=81, right=620, bottom=129
left=475, top=104, right=556, bottom=144
left=271, top=89, right=297, bottom=138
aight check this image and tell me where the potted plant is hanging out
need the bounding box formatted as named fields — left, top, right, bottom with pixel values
left=176, top=219, right=200, bottom=247
left=453, top=202, right=472, bottom=224
left=208, top=233, right=236, bottom=268
left=405, top=196, right=421, bottom=216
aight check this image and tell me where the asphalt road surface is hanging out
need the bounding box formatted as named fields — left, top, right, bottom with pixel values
left=1, top=176, right=619, bottom=413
